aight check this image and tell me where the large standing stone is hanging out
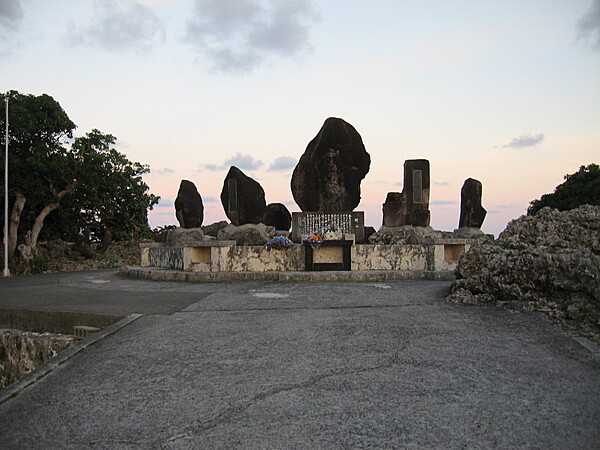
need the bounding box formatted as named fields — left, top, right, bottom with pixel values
left=262, top=203, right=292, bottom=231
left=220, top=166, right=267, bottom=226
left=175, top=180, right=204, bottom=229
left=459, top=178, right=487, bottom=229
left=381, top=160, right=430, bottom=227
left=291, top=117, right=371, bottom=212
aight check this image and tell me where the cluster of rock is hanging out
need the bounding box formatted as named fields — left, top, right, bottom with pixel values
left=448, top=205, right=600, bottom=337
left=170, top=166, right=291, bottom=245
left=383, top=160, right=431, bottom=227
left=170, top=115, right=491, bottom=245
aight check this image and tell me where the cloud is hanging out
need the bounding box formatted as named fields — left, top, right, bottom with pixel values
left=431, top=200, right=456, bottom=206
left=433, top=181, right=449, bottom=187
left=203, top=196, right=218, bottom=204
left=67, top=0, right=165, bottom=52
left=0, top=0, right=23, bottom=30
left=501, top=133, right=545, bottom=149
left=155, top=167, right=174, bottom=175
left=268, top=156, right=297, bottom=171
left=202, top=153, right=263, bottom=171
left=185, top=0, right=318, bottom=73
left=578, top=0, right=600, bottom=49
left=157, top=198, right=172, bottom=207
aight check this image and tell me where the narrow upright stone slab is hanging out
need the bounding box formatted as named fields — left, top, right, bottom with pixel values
left=403, top=159, right=430, bottom=226
left=459, top=178, right=487, bottom=228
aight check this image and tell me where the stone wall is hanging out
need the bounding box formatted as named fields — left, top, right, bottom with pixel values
left=142, top=240, right=472, bottom=273
left=351, top=245, right=428, bottom=271
left=209, top=246, right=305, bottom=272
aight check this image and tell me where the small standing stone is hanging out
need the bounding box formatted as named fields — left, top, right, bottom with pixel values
left=262, top=203, right=292, bottom=231
left=459, top=178, right=487, bottom=228
left=175, top=180, right=204, bottom=229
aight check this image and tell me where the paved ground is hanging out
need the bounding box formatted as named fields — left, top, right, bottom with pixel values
left=0, top=271, right=599, bottom=449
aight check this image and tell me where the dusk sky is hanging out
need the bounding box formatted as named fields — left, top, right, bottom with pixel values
left=1, top=0, right=599, bottom=235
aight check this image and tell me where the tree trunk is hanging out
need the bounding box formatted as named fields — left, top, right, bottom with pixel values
left=30, top=187, right=73, bottom=249
left=100, top=227, right=113, bottom=252
left=8, top=192, right=26, bottom=259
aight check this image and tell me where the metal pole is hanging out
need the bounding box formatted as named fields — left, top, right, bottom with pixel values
left=3, top=96, right=9, bottom=277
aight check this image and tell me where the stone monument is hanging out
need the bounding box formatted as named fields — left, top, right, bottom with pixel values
left=175, top=180, right=204, bottom=229
left=459, top=178, right=486, bottom=229
left=220, top=166, right=267, bottom=226
left=291, top=117, right=371, bottom=212
left=382, top=159, right=431, bottom=227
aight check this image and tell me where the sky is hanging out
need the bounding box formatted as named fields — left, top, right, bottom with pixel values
left=1, top=0, right=599, bottom=236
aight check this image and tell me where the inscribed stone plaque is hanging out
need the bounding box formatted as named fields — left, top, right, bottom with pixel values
left=413, top=170, right=423, bottom=204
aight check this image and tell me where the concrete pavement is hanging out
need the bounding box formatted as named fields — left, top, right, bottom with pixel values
left=0, top=271, right=599, bottom=449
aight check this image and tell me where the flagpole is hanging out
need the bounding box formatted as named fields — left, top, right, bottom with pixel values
left=3, top=96, right=9, bottom=277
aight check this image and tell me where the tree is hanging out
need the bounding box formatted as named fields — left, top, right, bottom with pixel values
left=0, top=91, right=76, bottom=259
left=58, top=129, right=159, bottom=247
left=528, top=164, right=600, bottom=215
left=1, top=91, right=159, bottom=266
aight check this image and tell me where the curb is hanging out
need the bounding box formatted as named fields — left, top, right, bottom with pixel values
left=572, top=336, right=600, bottom=361
left=0, top=313, right=143, bottom=406
left=120, top=266, right=455, bottom=283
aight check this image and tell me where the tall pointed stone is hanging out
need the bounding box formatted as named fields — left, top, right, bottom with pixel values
left=175, top=180, right=204, bottom=229
left=220, top=166, right=266, bottom=226
left=291, top=117, right=371, bottom=212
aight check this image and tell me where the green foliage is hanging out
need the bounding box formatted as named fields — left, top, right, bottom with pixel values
left=56, top=129, right=159, bottom=242
left=528, top=164, right=600, bottom=215
left=30, top=254, right=49, bottom=274
left=0, top=91, right=77, bottom=236
left=151, top=225, right=177, bottom=243
left=1, top=91, right=159, bottom=246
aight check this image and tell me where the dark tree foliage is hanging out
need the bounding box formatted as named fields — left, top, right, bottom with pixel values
left=53, top=129, right=159, bottom=243
left=1, top=90, right=159, bottom=253
left=528, top=164, right=600, bottom=215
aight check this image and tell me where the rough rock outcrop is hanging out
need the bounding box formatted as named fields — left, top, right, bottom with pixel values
left=217, top=223, right=276, bottom=246
left=291, top=117, right=371, bottom=212
left=459, top=178, right=486, bottom=229
left=221, top=167, right=267, bottom=225
left=364, top=226, right=377, bottom=242
left=262, top=203, right=292, bottom=231
left=1, top=330, right=76, bottom=389
left=448, top=206, right=600, bottom=339
left=166, top=228, right=204, bottom=246
left=202, top=221, right=229, bottom=237
left=175, top=180, right=204, bottom=229
left=369, top=225, right=444, bottom=245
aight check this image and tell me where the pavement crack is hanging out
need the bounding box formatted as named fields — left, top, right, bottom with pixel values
left=163, top=352, right=404, bottom=446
